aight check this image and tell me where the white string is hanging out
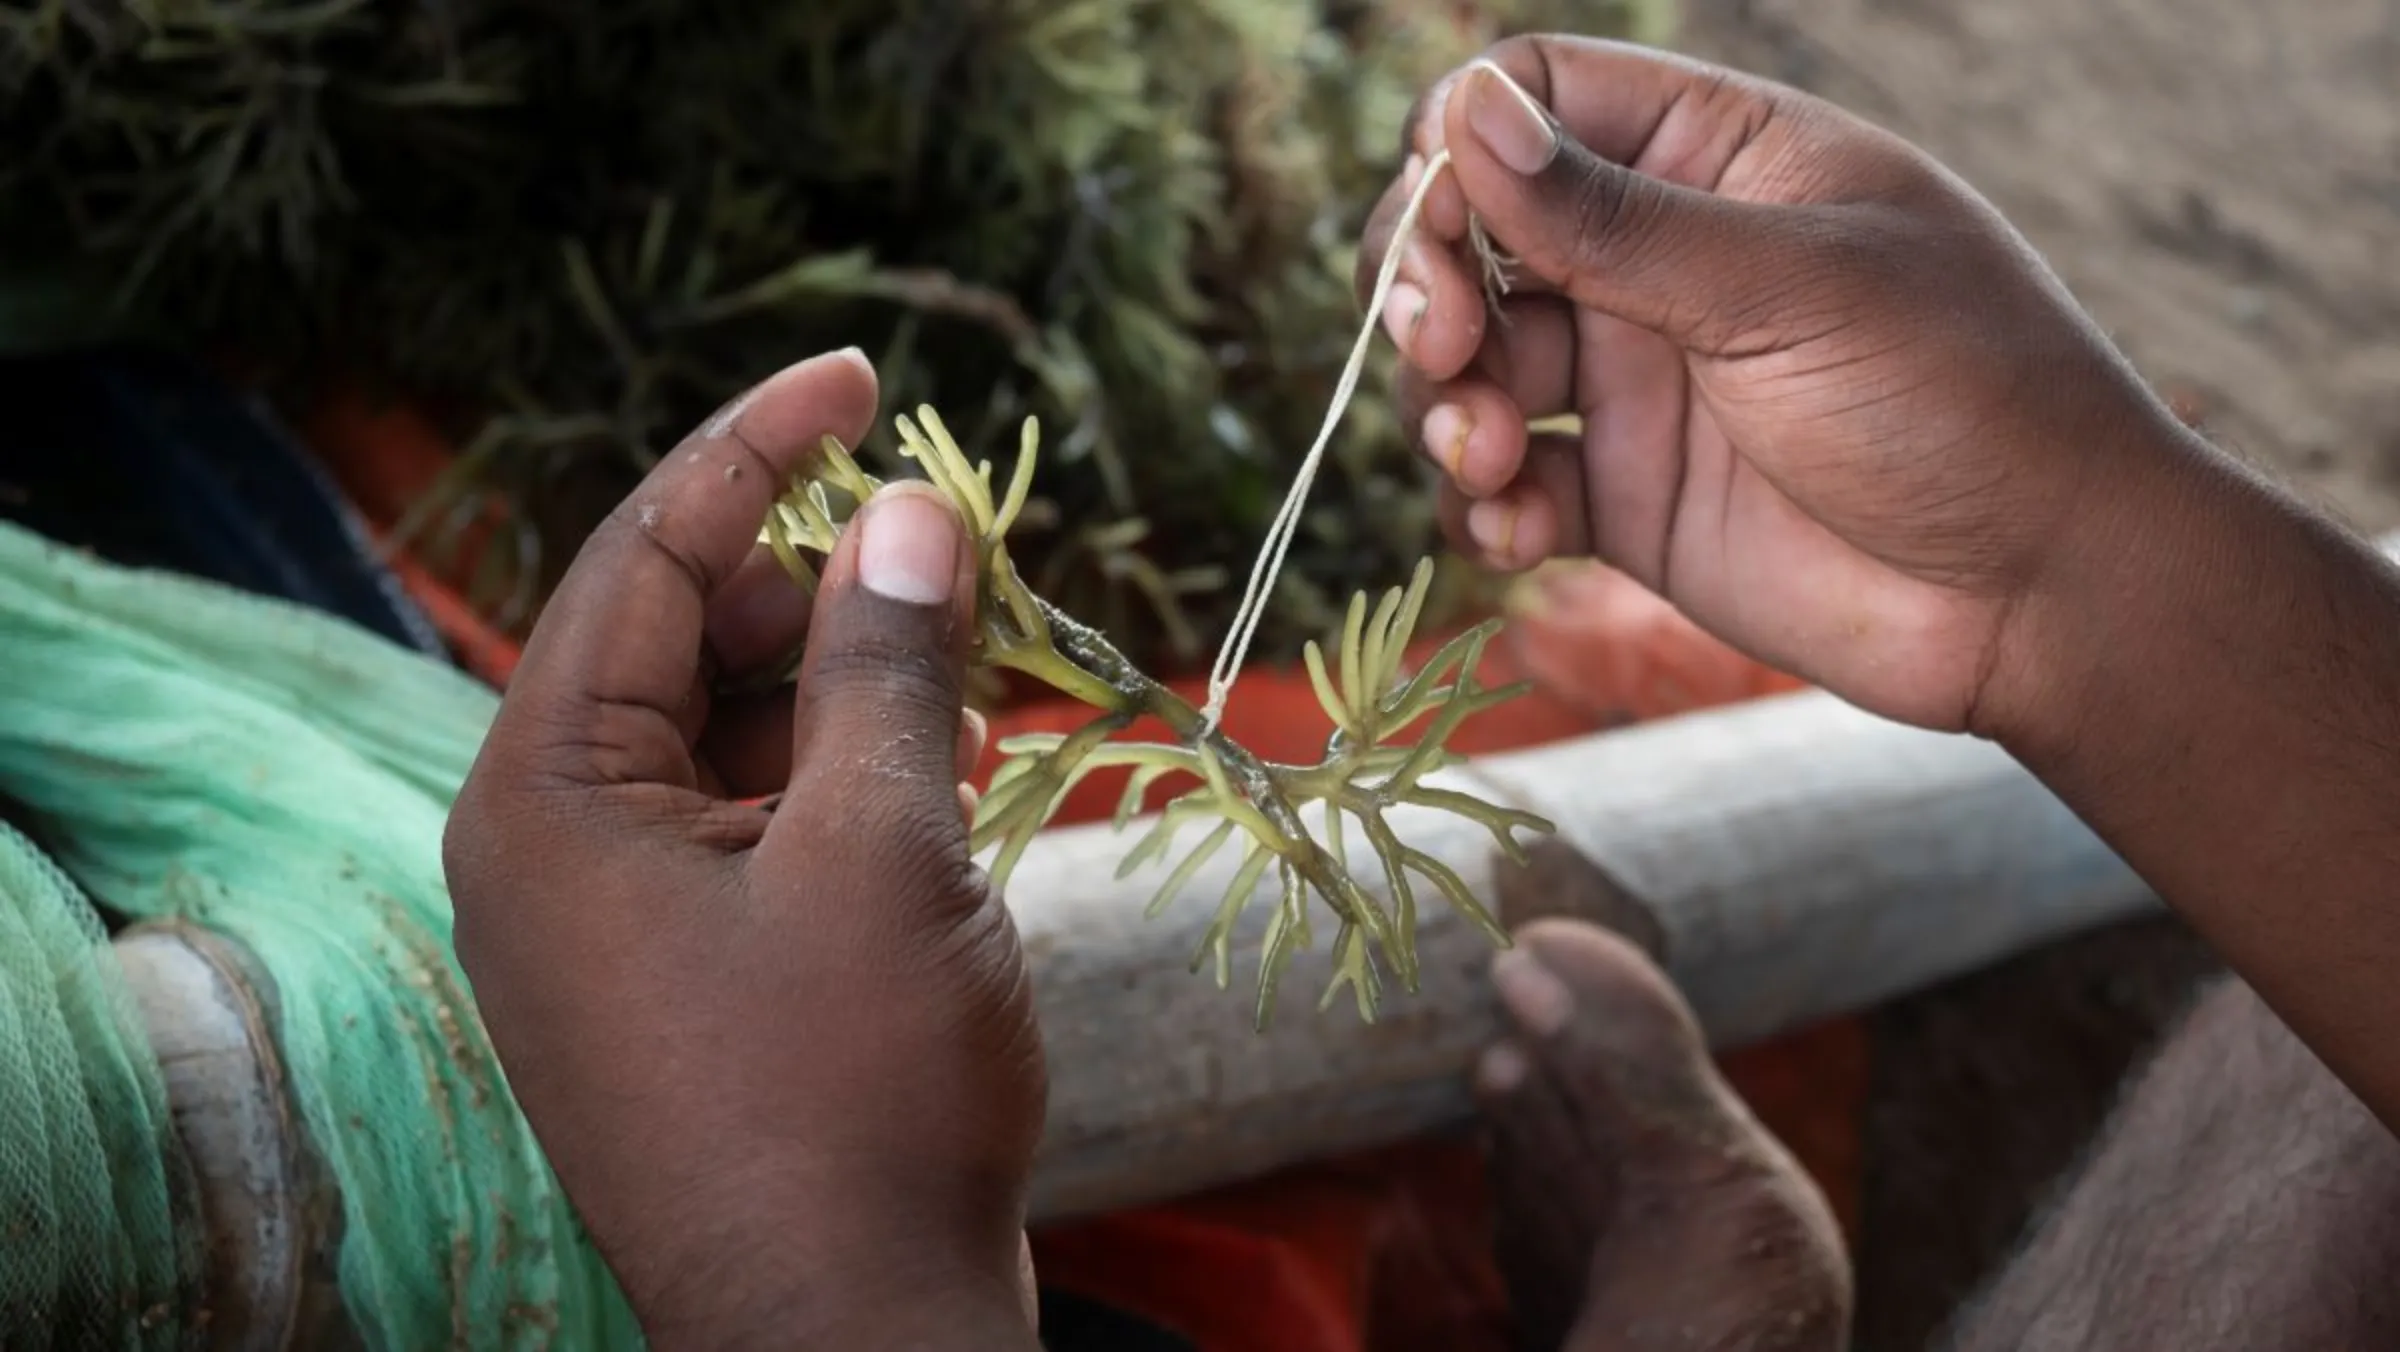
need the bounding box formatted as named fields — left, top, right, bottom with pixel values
left=1200, top=150, right=1454, bottom=733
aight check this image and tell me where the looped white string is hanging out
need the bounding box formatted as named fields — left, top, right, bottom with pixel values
left=1200, top=151, right=1454, bottom=733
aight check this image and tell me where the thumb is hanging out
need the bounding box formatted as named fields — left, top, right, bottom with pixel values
left=781, top=480, right=978, bottom=849
left=1440, top=60, right=1791, bottom=353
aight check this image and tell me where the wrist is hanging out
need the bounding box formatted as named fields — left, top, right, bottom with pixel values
left=1963, top=412, right=2400, bottom=1132
left=1970, top=414, right=2299, bottom=760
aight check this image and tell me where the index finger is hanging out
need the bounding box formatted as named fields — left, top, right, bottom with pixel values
left=1362, top=36, right=1716, bottom=369
left=1414, top=38, right=1780, bottom=183
left=494, top=349, right=881, bottom=788
left=1363, top=38, right=1788, bottom=374
left=1355, top=155, right=1488, bottom=382
left=1386, top=38, right=1792, bottom=274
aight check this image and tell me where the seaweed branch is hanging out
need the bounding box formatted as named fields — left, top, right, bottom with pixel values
left=762, top=404, right=1555, bottom=1027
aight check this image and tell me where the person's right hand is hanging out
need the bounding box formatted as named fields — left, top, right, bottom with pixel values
left=1361, top=38, right=2208, bottom=734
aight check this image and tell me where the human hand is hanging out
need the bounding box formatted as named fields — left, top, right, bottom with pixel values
left=1362, top=38, right=2202, bottom=733
left=442, top=351, right=1044, bottom=1351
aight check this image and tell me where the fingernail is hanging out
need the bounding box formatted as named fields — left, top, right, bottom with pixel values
left=1383, top=282, right=1429, bottom=349
left=1475, top=1041, right=1531, bottom=1096
left=855, top=484, right=960, bottom=605
left=1467, top=498, right=1519, bottom=560
left=1423, top=404, right=1475, bottom=478
left=1465, top=61, right=1558, bottom=175
left=1492, top=948, right=1575, bottom=1037
left=959, top=707, right=990, bottom=773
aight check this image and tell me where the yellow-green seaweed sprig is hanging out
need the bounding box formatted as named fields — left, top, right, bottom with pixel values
left=761, top=405, right=1554, bottom=1026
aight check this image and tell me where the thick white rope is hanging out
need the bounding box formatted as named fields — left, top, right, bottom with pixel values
left=1200, top=150, right=1454, bottom=733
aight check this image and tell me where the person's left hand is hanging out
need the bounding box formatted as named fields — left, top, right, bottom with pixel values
left=443, top=350, right=1046, bottom=1351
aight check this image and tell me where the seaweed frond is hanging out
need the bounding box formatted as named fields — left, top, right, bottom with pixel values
left=763, top=404, right=1554, bottom=1027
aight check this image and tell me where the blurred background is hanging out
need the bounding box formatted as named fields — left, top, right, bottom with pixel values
left=1, top=1, right=2394, bottom=1349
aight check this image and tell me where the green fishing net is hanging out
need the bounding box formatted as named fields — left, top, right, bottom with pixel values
left=0, top=521, right=638, bottom=1348
left=0, top=821, right=201, bottom=1347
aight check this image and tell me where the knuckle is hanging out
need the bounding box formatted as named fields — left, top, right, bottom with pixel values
left=1563, top=159, right=1643, bottom=273
left=1483, top=33, right=1545, bottom=86
left=527, top=696, right=687, bottom=789
left=1681, top=65, right=1758, bottom=134
left=571, top=488, right=722, bottom=602
left=884, top=807, right=984, bottom=898
left=801, top=630, right=959, bottom=716
left=617, top=501, right=718, bottom=594
left=1790, top=204, right=1951, bottom=318
left=1691, top=206, right=1897, bottom=354
left=795, top=772, right=986, bottom=908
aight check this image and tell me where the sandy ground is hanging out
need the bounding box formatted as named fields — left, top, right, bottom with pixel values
left=1663, top=1, right=2400, bottom=1344
left=1682, top=0, right=2400, bottom=531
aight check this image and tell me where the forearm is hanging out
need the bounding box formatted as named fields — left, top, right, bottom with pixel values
left=1992, top=428, right=2400, bottom=1129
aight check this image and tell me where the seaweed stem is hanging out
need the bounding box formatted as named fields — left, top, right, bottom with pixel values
left=759, top=405, right=1555, bottom=1025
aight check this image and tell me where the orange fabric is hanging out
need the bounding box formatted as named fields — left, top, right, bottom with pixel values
left=297, top=388, right=525, bottom=688
left=295, top=386, right=464, bottom=527
left=1035, top=1201, right=1376, bottom=1351
left=1499, top=558, right=1809, bottom=719
left=1719, top=1019, right=1872, bottom=1242
left=379, top=550, right=524, bottom=687
left=1037, top=1139, right=1514, bottom=1352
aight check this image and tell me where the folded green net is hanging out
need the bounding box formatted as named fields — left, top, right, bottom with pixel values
left=0, top=521, right=638, bottom=1348
left=0, top=820, right=200, bottom=1348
